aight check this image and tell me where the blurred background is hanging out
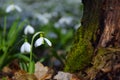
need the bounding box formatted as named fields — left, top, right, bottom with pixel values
left=0, top=0, right=83, bottom=70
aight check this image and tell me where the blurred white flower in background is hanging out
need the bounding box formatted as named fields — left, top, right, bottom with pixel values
left=35, top=13, right=50, bottom=25
left=24, top=25, right=35, bottom=35
left=6, top=4, right=22, bottom=13
left=47, top=32, right=58, bottom=38
left=43, top=13, right=52, bottom=20
left=51, top=12, right=58, bottom=17
left=61, top=29, right=67, bottom=34
left=59, top=17, right=73, bottom=25
left=54, top=16, right=73, bottom=28
left=54, top=23, right=60, bottom=28
left=74, top=23, right=81, bottom=30
left=35, top=37, right=52, bottom=47
left=20, top=42, right=31, bottom=53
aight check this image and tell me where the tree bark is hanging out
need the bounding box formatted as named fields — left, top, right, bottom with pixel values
left=65, top=0, right=120, bottom=79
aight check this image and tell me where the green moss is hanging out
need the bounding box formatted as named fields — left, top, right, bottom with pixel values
left=92, top=48, right=107, bottom=69
left=64, top=15, right=99, bottom=72
left=93, top=47, right=119, bottom=69
left=64, top=24, right=96, bottom=72
left=64, top=30, right=93, bottom=72
left=64, top=0, right=106, bottom=74
left=64, top=0, right=101, bottom=72
left=85, top=47, right=116, bottom=77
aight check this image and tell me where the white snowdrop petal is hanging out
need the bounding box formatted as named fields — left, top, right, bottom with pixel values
left=24, top=25, right=35, bottom=35
left=35, top=13, right=49, bottom=25
left=20, top=42, right=31, bottom=53
left=24, top=42, right=31, bottom=53
left=14, top=5, right=22, bottom=12
left=35, top=37, right=44, bottom=47
left=6, top=5, right=15, bottom=13
left=24, top=27, right=28, bottom=35
left=20, top=43, right=25, bottom=53
left=6, top=4, right=22, bottom=13
left=44, top=38, right=52, bottom=46
left=29, top=27, right=34, bottom=34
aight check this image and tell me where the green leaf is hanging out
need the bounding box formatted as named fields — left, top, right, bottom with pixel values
left=0, top=32, right=2, bottom=50
left=7, top=20, right=26, bottom=47
left=13, top=54, right=30, bottom=62
left=19, top=62, right=28, bottom=72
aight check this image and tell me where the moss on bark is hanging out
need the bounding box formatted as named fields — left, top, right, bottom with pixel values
left=65, top=27, right=94, bottom=72
left=65, top=0, right=120, bottom=79
left=85, top=47, right=120, bottom=79
left=64, top=0, right=102, bottom=72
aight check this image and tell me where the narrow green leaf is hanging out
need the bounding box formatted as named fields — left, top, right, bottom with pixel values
left=14, top=54, right=30, bottom=62
left=19, top=62, right=28, bottom=72
left=7, top=20, right=26, bottom=47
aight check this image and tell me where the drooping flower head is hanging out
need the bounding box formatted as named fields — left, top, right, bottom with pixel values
left=24, top=25, right=35, bottom=35
left=6, top=4, right=22, bottom=13
left=34, top=32, right=52, bottom=47
left=20, top=41, right=31, bottom=53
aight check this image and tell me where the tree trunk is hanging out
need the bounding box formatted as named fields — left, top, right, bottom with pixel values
left=65, top=0, right=120, bottom=79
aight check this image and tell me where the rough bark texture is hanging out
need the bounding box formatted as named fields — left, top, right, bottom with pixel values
left=65, top=0, right=120, bottom=79
left=98, top=0, right=120, bottom=47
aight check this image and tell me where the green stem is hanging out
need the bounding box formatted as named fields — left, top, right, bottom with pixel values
left=28, top=32, right=42, bottom=74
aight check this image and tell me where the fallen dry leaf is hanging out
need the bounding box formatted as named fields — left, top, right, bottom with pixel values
left=14, top=74, right=37, bottom=80
left=34, top=62, right=53, bottom=80
left=54, top=71, right=72, bottom=80
left=2, top=66, right=12, bottom=73
left=54, top=71, right=81, bottom=80
left=13, top=70, right=37, bottom=80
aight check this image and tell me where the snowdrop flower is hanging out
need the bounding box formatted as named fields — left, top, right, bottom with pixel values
left=54, top=22, right=61, bottom=28
left=35, top=37, right=52, bottom=47
left=6, top=4, right=22, bottom=13
left=24, top=25, right=35, bottom=35
left=74, top=23, right=81, bottom=30
left=54, top=16, right=73, bottom=28
left=58, top=17, right=73, bottom=25
left=35, top=13, right=49, bottom=25
left=47, top=32, right=57, bottom=38
left=43, top=13, right=52, bottom=19
left=20, top=42, right=31, bottom=53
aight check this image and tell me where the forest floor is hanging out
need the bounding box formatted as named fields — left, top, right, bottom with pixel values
left=0, top=56, right=120, bottom=80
